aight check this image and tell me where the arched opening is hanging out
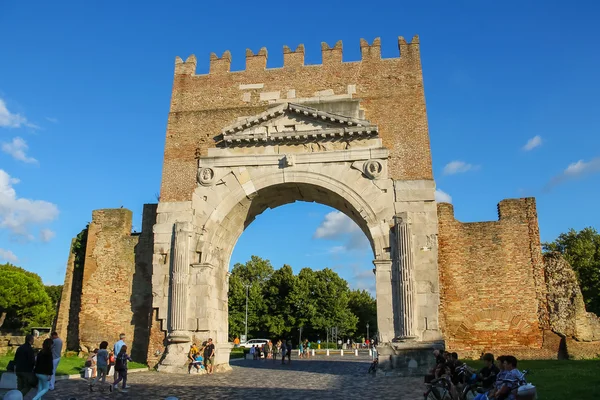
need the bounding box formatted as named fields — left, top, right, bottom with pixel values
left=228, top=200, right=376, bottom=346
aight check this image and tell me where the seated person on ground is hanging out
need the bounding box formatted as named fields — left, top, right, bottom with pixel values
left=490, top=356, right=522, bottom=400
left=478, top=353, right=500, bottom=389
left=188, top=343, right=201, bottom=373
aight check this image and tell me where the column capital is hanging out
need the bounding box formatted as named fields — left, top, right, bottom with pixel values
left=373, top=259, right=392, bottom=269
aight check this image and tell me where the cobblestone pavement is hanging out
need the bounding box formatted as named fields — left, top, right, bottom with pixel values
left=30, top=354, right=425, bottom=400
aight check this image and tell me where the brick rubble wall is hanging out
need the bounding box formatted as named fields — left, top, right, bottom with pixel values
left=53, top=238, right=76, bottom=353
left=437, top=198, right=545, bottom=357
left=77, top=208, right=156, bottom=362
left=160, top=37, right=433, bottom=201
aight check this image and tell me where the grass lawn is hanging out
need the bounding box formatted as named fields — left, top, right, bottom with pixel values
left=0, top=355, right=147, bottom=376
left=462, top=359, right=599, bottom=400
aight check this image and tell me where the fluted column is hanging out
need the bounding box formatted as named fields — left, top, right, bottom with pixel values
left=168, top=222, right=193, bottom=342
left=373, top=259, right=394, bottom=343
left=397, top=217, right=416, bottom=338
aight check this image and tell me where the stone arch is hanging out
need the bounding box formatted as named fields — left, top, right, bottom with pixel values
left=197, top=169, right=391, bottom=271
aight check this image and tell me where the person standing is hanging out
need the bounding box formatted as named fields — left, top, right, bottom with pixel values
left=89, top=341, right=110, bottom=392
left=286, top=340, right=292, bottom=364
left=14, top=334, right=36, bottom=397
left=32, top=338, right=54, bottom=400
left=203, top=338, right=215, bottom=375
left=281, top=339, right=287, bottom=364
left=49, top=332, right=62, bottom=391
left=113, top=333, right=126, bottom=358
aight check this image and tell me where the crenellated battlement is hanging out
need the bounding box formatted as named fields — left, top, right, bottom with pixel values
left=174, top=35, right=420, bottom=75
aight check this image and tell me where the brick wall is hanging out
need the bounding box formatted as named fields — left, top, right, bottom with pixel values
left=76, top=206, right=156, bottom=361
left=53, top=238, right=75, bottom=352
left=437, top=198, right=547, bottom=357
left=160, top=36, right=433, bottom=201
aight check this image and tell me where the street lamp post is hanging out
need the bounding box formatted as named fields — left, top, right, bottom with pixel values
left=366, top=323, right=370, bottom=342
left=244, top=284, right=250, bottom=342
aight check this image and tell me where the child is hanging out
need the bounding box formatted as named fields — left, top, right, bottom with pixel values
left=85, top=349, right=98, bottom=379
left=111, top=345, right=132, bottom=393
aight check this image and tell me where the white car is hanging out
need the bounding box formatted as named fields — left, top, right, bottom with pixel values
left=239, top=339, right=269, bottom=348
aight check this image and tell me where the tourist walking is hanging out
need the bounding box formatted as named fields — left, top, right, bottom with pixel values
left=286, top=340, right=292, bottom=364
left=112, top=345, right=132, bottom=392
left=14, top=334, right=36, bottom=397
left=89, top=341, right=110, bottom=391
left=32, top=338, right=54, bottom=400
left=273, top=341, right=280, bottom=363
left=250, top=345, right=256, bottom=360
left=203, top=338, right=215, bottom=374
left=113, top=333, right=126, bottom=357
left=49, top=332, right=62, bottom=391
left=281, top=339, right=287, bottom=364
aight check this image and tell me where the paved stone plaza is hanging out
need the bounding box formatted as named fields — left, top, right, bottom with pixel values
left=37, top=355, right=423, bottom=399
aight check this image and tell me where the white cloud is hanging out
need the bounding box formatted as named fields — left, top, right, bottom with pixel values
left=522, top=135, right=542, bottom=151
left=435, top=189, right=452, bottom=203
left=0, top=248, right=18, bottom=263
left=0, top=98, right=37, bottom=129
left=0, top=169, right=59, bottom=238
left=314, top=211, right=369, bottom=251
left=328, top=245, right=346, bottom=255
left=443, top=160, right=477, bottom=175
left=40, top=228, right=56, bottom=242
left=2, top=137, right=37, bottom=163
left=545, top=157, right=600, bottom=190
left=314, top=211, right=359, bottom=239
left=45, top=117, right=58, bottom=124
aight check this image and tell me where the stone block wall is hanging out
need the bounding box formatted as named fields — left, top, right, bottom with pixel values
left=161, top=36, right=432, bottom=202
left=437, top=198, right=547, bottom=357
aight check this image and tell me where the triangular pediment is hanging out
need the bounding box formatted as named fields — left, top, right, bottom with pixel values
left=221, top=103, right=378, bottom=145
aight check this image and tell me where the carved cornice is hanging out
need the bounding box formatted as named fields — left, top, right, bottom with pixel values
left=221, top=102, right=378, bottom=145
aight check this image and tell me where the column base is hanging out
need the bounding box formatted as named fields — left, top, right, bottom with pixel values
left=376, top=340, right=445, bottom=377
left=157, top=339, right=233, bottom=374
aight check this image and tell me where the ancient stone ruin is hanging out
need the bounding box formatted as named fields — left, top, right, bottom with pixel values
left=54, top=36, right=600, bottom=374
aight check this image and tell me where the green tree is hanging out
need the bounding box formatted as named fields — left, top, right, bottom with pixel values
left=263, top=265, right=297, bottom=337
left=348, top=289, right=377, bottom=340
left=0, top=264, right=55, bottom=331
left=297, top=268, right=358, bottom=337
left=44, top=285, right=63, bottom=308
left=227, top=256, right=274, bottom=339
left=543, top=227, right=600, bottom=315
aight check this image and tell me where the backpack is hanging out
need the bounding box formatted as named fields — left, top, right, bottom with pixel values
left=115, top=354, right=126, bottom=371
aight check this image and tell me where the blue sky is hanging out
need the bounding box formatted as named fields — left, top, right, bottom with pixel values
left=0, top=1, right=599, bottom=293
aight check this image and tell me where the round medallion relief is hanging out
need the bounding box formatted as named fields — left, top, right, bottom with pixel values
left=363, top=160, right=383, bottom=179
left=198, top=167, right=215, bottom=186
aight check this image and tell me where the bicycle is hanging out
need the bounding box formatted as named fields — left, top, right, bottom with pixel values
left=424, top=375, right=454, bottom=400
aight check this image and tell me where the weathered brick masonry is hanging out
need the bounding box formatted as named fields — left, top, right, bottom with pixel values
left=56, top=205, right=156, bottom=362
left=437, top=199, right=549, bottom=357
left=161, top=37, right=432, bottom=201
left=56, top=36, right=600, bottom=363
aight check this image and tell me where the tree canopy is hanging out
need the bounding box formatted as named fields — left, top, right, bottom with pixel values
left=0, top=263, right=55, bottom=331
left=228, top=256, right=377, bottom=343
left=543, top=227, right=600, bottom=315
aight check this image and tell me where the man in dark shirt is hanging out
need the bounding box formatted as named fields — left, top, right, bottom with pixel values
left=478, top=353, right=501, bottom=389
left=203, top=338, right=215, bottom=375
left=14, top=334, right=36, bottom=396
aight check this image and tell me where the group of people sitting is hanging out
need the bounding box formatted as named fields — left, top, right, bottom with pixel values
left=429, top=350, right=528, bottom=400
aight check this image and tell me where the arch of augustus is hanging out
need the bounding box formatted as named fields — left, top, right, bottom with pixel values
left=54, top=36, right=600, bottom=375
